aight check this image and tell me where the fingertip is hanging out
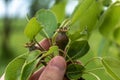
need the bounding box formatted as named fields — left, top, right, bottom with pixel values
left=39, top=56, right=66, bottom=80
left=49, top=56, right=66, bottom=70
left=0, top=74, right=4, bottom=80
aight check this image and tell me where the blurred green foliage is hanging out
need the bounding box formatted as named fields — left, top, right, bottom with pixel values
left=0, top=18, right=28, bottom=76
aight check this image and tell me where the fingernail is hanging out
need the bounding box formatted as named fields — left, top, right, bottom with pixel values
left=50, top=56, right=66, bottom=70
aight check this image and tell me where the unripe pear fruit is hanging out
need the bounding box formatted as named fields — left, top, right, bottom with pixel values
left=55, top=31, right=69, bottom=50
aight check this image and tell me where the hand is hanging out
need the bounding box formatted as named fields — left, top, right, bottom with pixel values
left=29, top=56, right=66, bottom=80
left=0, top=56, right=66, bottom=80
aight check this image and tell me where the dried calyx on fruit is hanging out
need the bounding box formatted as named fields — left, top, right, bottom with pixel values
left=55, top=27, right=69, bottom=55
left=25, top=38, right=52, bottom=51
left=25, top=42, right=36, bottom=51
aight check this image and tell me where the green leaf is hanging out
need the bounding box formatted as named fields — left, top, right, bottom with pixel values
left=101, top=57, right=120, bottom=80
left=68, top=30, right=88, bottom=41
left=21, top=51, right=41, bottom=80
left=26, top=50, right=41, bottom=63
left=41, top=46, right=59, bottom=58
left=66, top=64, right=85, bottom=80
left=70, top=0, right=103, bottom=34
left=102, top=0, right=112, bottom=6
left=113, top=27, right=120, bottom=45
left=71, top=0, right=94, bottom=24
left=99, top=1, right=120, bottom=44
left=67, top=40, right=90, bottom=60
left=24, top=17, right=42, bottom=40
left=5, top=54, right=27, bottom=80
left=78, top=0, right=103, bottom=31
left=51, top=0, right=66, bottom=23
left=21, top=59, right=39, bottom=80
left=21, top=46, right=58, bottom=80
left=5, top=51, right=41, bottom=80
left=35, top=9, right=58, bottom=38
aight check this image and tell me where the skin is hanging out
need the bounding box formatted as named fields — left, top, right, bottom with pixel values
left=0, top=56, right=66, bottom=80
left=38, top=56, right=66, bottom=80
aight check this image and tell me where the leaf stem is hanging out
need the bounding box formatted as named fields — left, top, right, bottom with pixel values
left=84, top=57, right=102, bottom=66
left=52, top=30, right=58, bottom=45
left=66, top=54, right=74, bottom=64
left=36, top=52, right=48, bottom=67
left=64, top=19, right=71, bottom=28
left=34, top=38, right=45, bottom=51
left=58, top=49, right=66, bottom=56
left=59, top=19, right=71, bottom=28
left=58, top=49, right=74, bottom=63
left=84, top=72, right=101, bottom=80
left=40, top=59, right=47, bottom=66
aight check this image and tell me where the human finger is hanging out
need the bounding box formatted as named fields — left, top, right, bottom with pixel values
left=39, top=56, right=66, bottom=80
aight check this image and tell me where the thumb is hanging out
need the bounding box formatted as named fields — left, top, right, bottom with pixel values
left=39, top=56, right=66, bottom=80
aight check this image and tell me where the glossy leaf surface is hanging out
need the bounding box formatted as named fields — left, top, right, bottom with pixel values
left=36, top=9, right=58, bottom=38
left=101, top=57, right=120, bottom=80
left=41, top=46, right=59, bottom=58
left=67, top=40, right=90, bottom=60
left=21, top=59, right=39, bottom=80
left=66, top=64, right=85, bottom=80
left=24, top=17, right=42, bottom=40
left=113, top=27, right=120, bottom=44
left=51, top=0, right=66, bottom=22
left=5, top=51, right=41, bottom=80
left=99, top=1, right=120, bottom=45
left=69, top=0, right=103, bottom=37
left=5, top=54, right=27, bottom=80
